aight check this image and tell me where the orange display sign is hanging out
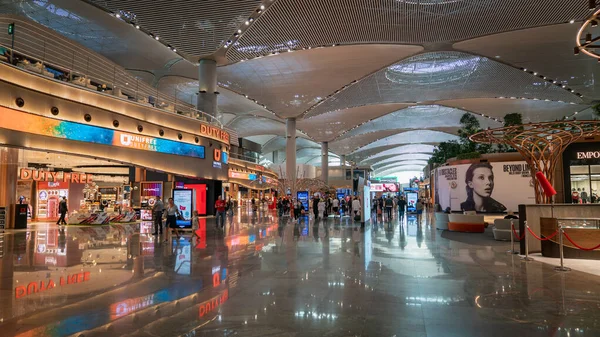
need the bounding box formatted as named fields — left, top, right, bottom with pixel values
left=200, top=124, right=229, bottom=144
left=199, top=289, right=229, bottom=318
left=15, top=271, right=91, bottom=299
left=213, top=148, right=221, bottom=162
left=113, top=131, right=157, bottom=151
left=19, top=168, right=93, bottom=183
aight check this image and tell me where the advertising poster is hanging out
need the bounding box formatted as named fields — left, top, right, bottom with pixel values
left=406, top=192, right=418, bottom=213
left=297, top=191, right=309, bottom=213
left=435, top=161, right=535, bottom=212
left=370, top=183, right=399, bottom=192
left=173, top=189, right=193, bottom=227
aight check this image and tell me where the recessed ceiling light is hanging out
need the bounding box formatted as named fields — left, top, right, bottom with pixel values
left=115, top=13, right=121, bottom=18
left=569, top=19, right=575, bottom=24
left=245, top=21, right=250, bottom=25
left=135, top=25, right=140, bottom=29
left=495, top=55, right=500, bottom=58
left=155, top=36, right=159, bottom=40
left=260, top=5, right=265, bottom=10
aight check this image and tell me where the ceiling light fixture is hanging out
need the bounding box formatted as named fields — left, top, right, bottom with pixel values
left=115, top=13, right=121, bottom=18
left=135, top=25, right=140, bottom=29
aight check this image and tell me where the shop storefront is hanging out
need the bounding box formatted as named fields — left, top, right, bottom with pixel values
left=562, top=142, right=600, bottom=203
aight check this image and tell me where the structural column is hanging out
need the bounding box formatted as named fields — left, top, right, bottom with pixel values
left=340, top=155, right=346, bottom=166
left=197, top=59, right=218, bottom=118
left=286, top=118, right=297, bottom=187
left=321, top=141, right=329, bottom=184
left=0, top=147, right=18, bottom=229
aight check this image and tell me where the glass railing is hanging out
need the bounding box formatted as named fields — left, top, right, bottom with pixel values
left=0, top=42, right=223, bottom=128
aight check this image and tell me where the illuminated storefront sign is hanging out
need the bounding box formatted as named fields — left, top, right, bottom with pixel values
left=576, top=151, right=600, bottom=159
left=19, top=168, right=93, bottom=183
left=15, top=271, right=91, bottom=299
left=200, top=124, right=229, bottom=143
left=0, top=106, right=205, bottom=159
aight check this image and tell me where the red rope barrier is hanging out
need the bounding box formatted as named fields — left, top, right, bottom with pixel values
left=526, top=227, right=559, bottom=241
left=562, top=232, right=600, bottom=251
left=511, top=224, right=525, bottom=240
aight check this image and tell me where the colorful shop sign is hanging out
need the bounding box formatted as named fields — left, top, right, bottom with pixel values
left=19, top=168, right=93, bottom=183
left=200, top=124, right=230, bottom=144
left=0, top=106, right=205, bottom=159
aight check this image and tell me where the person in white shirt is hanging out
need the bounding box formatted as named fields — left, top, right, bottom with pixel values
left=318, top=199, right=326, bottom=219
left=352, top=197, right=361, bottom=219
left=332, top=198, right=340, bottom=215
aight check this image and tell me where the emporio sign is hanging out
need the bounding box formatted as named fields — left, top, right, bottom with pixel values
left=576, top=151, right=600, bottom=159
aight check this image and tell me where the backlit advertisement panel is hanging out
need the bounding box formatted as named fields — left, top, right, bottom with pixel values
left=173, top=189, right=193, bottom=227
left=435, top=161, right=535, bottom=212
left=297, top=191, right=309, bottom=212
left=0, top=106, right=205, bottom=159
left=370, top=183, right=399, bottom=192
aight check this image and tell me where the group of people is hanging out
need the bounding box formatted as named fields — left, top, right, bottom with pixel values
left=152, top=195, right=234, bottom=243
left=372, top=195, right=410, bottom=221
left=275, top=195, right=363, bottom=221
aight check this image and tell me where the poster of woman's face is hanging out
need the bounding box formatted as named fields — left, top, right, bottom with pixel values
left=435, top=161, right=535, bottom=213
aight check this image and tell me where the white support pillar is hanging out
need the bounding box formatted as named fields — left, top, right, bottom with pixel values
left=321, top=141, right=329, bottom=184
left=340, top=155, right=346, bottom=166
left=286, top=118, right=297, bottom=188
left=197, top=59, right=218, bottom=117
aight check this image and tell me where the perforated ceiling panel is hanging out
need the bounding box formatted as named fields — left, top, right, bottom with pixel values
left=374, top=160, right=429, bottom=171
left=369, top=153, right=433, bottom=166
left=375, top=165, right=427, bottom=175
left=454, top=23, right=600, bottom=101
left=307, top=52, right=582, bottom=118
left=0, top=0, right=127, bottom=53
left=226, top=0, right=590, bottom=62
left=439, top=99, right=591, bottom=122
left=227, top=116, right=287, bottom=137
left=262, top=137, right=318, bottom=154
left=353, top=144, right=436, bottom=163
left=298, top=103, right=414, bottom=142
left=342, top=105, right=499, bottom=139
left=218, top=44, right=422, bottom=118
left=84, top=0, right=261, bottom=57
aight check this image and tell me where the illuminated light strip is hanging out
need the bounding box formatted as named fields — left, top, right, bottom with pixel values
left=0, top=106, right=207, bottom=159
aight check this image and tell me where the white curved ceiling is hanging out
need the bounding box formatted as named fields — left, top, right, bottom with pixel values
left=218, top=44, right=423, bottom=118
left=2, top=1, right=596, bottom=177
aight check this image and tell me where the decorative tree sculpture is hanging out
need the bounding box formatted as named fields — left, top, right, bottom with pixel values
left=276, top=166, right=332, bottom=197
left=470, top=120, right=600, bottom=204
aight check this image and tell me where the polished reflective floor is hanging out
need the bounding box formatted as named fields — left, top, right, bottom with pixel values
left=0, top=210, right=599, bottom=337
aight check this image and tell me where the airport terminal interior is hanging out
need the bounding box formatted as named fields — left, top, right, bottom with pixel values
left=1, top=0, right=600, bottom=336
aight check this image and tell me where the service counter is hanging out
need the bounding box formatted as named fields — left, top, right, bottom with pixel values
left=540, top=217, right=600, bottom=260
left=520, top=204, right=600, bottom=254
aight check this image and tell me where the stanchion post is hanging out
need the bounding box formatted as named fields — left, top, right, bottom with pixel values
left=508, top=220, right=518, bottom=254
left=555, top=223, right=571, bottom=272
left=521, top=221, right=534, bottom=261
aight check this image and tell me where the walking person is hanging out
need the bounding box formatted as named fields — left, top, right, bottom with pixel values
left=293, top=199, right=302, bottom=221
left=165, top=198, right=181, bottom=242
left=397, top=196, right=407, bottom=221
left=352, top=197, right=361, bottom=221
left=384, top=195, right=394, bottom=222
left=56, top=197, right=68, bottom=225
left=226, top=196, right=234, bottom=217
left=332, top=197, right=340, bottom=217
left=189, top=210, right=201, bottom=243
left=215, top=195, right=226, bottom=229
left=416, top=198, right=424, bottom=224
left=312, top=196, right=320, bottom=220
left=152, top=196, right=164, bottom=236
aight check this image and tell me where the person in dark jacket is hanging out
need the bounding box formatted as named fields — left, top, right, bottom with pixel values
left=57, top=197, right=68, bottom=225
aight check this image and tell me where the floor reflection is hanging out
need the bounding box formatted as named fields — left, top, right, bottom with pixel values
left=0, top=209, right=598, bottom=336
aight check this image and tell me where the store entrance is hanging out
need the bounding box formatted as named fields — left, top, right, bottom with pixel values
left=15, top=149, right=131, bottom=223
